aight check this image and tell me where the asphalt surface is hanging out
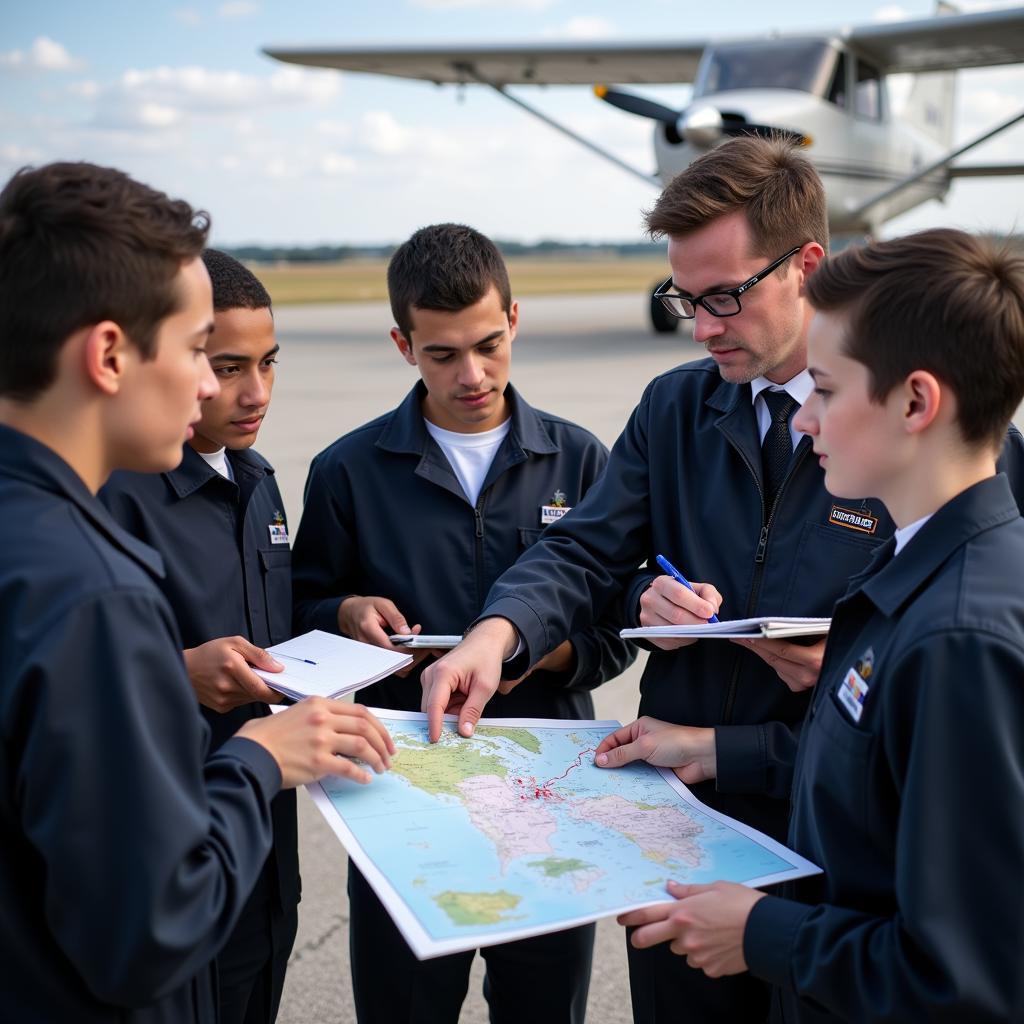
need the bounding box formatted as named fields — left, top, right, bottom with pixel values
left=257, top=291, right=697, bottom=1023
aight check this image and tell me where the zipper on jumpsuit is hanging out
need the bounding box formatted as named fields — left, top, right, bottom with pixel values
left=473, top=499, right=486, bottom=608
left=721, top=442, right=811, bottom=723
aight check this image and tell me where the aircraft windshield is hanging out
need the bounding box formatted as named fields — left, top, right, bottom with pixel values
left=694, top=41, right=834, bottom=98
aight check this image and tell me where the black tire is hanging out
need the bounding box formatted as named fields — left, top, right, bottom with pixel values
left=649, top=288, right=680, bottom=333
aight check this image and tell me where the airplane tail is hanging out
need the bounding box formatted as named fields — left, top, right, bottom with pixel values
left=899, top=0, right=957, bottom=147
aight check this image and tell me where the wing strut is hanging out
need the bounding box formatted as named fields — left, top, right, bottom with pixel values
left=850, top=106, right=1024, bottom=221
left=454, top=62, right=660, bottom=188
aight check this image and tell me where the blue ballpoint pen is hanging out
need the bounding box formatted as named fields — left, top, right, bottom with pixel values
left=654, top=554, right=720, bottom=623
left=275, top=652, right=318, bottom=666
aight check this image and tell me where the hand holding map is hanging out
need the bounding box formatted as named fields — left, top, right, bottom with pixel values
left=619, top=879, right=765, bottom=976
left=595, top=717, right=718, bottom=786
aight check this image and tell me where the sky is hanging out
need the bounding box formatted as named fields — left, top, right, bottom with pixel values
left=2, top=0, right=1023, bottom=246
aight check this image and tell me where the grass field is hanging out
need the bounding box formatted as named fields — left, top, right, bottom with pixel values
left=251, top=257, right=668, bottom=305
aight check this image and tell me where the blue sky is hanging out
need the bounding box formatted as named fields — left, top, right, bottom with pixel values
left=2, top=0, right=1022, bottom=245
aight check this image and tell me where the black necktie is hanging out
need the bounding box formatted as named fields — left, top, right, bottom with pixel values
left=761, top=389, right=797, bottom=509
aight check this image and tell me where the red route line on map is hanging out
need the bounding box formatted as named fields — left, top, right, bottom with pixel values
left=514, top=747, right=598, bottom=799
left=542, top=747, right=596, bottom=789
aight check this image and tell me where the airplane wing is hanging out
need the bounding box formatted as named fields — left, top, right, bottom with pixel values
left=265, top=8, right=1024, bottom=86
left=845, top=6, right=1024, bottom=73
left=263, top=41, right=707, bottom=86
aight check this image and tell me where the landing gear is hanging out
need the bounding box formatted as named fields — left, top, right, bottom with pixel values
left=649, top=285, right=680, bottom=333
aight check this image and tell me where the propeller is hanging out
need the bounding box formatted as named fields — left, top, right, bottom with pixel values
left=593, top=84, right=678, bottom=124
left=594, top=85, right=810, bottom=149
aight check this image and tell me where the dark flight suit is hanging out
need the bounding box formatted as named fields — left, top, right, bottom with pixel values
left=292, top=382, right=636, bottom=1024
left=745, top=474, right=1024, bottom=1022
left=101, top=444, right=299, bottom=1024
left=478, top=358, right=1024, bottom=1022
left=0, top=425, right=280, bottom=1024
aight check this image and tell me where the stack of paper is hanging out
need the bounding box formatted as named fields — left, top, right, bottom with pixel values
left=620, top=617, right=831, bottom=641
left=254, top=629, right=413, bottom=701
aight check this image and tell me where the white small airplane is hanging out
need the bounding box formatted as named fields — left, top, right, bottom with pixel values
left=266, top=4, right=1024, bottom=330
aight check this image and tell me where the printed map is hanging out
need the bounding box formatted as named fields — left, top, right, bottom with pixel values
left=312, top=712, right=818, bottom=958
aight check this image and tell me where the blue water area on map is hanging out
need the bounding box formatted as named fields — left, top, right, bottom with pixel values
left=321, top=720, right=795, bottom=943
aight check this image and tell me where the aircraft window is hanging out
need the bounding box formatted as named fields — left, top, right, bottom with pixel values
left=827, top=52, right=847, bottom=109
left=694, top=41, right=833, bottom=97
left=855, top=60, right=881, bottom=120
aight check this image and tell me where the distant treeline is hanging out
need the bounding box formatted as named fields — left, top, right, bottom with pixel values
left=225, top=240, right=665, bottom=264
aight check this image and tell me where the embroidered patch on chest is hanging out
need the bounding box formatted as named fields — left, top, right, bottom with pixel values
left=836, top=648, right=873, bottom=723
left=828, top=504, right=879, bottom=535
left=268, top=510, right=289, bottom=545
left=837, top=668, right=870, bottom=722
left=540, top=489, right=571, bottom=526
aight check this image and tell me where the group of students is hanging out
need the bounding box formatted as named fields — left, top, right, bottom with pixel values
left=1, top=133, right=1022, bottom=1024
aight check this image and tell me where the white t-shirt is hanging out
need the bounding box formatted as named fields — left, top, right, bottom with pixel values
left=198, top=447, right=233, bottom=481
left=424, top=418, right=511, bottom=507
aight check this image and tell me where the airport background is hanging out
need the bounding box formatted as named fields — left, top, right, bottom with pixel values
left=2, top=1, right=1023, bottom=247
left=4, top=1, right=1024, bottom=1019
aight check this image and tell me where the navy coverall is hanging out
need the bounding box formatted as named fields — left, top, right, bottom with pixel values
left=102, top=444, right=299, bottom=1024
left=746, top=474, right=1024, bottom=1022
left=0, top=426, right=280, bottom=1024
left=479, top=358, right=1024, bottom=1022
left=292, top=382, right=636, bottom=1024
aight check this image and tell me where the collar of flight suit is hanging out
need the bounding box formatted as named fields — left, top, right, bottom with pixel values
left=374, top=380, right=561, bottom=458
left=0, top=422, right=166, bottom=579
left=856, top=473, right=1019, bottom=619
left=163, top=442, right=273, bottom=501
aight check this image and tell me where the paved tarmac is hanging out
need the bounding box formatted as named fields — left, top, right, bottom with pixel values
left=259, top=290, right=696, bottom=1023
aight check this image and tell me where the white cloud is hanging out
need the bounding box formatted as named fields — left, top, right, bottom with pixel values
left=321, top=152, right=357, bottom=175
left=543, top=16, right=617, bottom=40
left=872, top=5, right=909, bottom=21
left=0, top=37, right=84, bottom=73
left=137, top=103, right=182, bottom=128
left=410, top=0, right=555, bottom=9
left=315, top=118, right=353, bottom=140
left=68, top=79, right=101, bottom=99
left=0, top=142, right=46, bottom=164
left=360, top=110, right=412, bottom=155
left=265, top=156, right=296, bottom=179
left=961, top=87, right=1024, bottom=123
left=218, top=1, right=260, bottom=18
left=90, top=64, right=342, bottom=130
left=172, top=7, right=202, bottom=26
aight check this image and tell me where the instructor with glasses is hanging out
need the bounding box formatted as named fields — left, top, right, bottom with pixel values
left=420, top=136, right=1023, bottom=1021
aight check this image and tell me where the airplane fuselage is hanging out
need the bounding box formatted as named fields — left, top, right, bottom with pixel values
left=653, top=89, right=950, bottom=234
left=651, top=38, right=955, bottom=234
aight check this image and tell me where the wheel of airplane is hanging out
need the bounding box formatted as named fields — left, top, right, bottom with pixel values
left=650, top=285, right=679, bottom=334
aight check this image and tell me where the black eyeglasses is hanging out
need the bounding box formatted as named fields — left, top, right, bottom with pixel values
left=654, top=245, right=804, bottom=320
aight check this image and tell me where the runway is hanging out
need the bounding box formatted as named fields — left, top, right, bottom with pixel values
left=263, top=290, right=691, bottom=1023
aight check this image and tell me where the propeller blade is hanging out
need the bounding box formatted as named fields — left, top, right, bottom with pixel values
left=593, top=84, right=679, bottom=124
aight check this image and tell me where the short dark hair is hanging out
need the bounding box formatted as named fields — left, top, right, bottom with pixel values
left=807, top=229, right=1024, bottom=448
left=0, top=161, right=209, bottom=401
left=645, top=136, right=828, bottom=259
left=202, top=248, right=272, bottom=313
left=387, top=223, right=511, bottom=340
